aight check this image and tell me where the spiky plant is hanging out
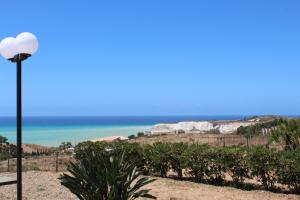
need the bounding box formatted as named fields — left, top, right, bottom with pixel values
left=59, top=149, right=156, bottom=200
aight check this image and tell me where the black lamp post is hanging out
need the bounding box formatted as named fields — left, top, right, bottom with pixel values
left=0, top=32, right=38, bottom=200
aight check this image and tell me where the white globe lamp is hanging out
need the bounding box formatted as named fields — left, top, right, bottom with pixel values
left=15, top=32, right=39, bottom=55
left=0, top=37, right=17, bottom=59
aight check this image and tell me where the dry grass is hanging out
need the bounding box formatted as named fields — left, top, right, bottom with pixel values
left=0, top=155, right=73, bottom=173
left=129, top=133, right=270, bottom=147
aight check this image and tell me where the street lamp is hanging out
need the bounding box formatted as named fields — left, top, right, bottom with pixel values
left=0, top=32, right=38, bottom=200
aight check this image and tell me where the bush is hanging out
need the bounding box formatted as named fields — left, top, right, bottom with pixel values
left=271, top=118, right=300, bottom=150
left=112, top=142, right=145, bottom=171
left=137, top=132, right=145, bottom=137
left=205, top=147, right=227, bottom=184
left=0, top=136, right=17, bottom=161
left=73, top=140, right=300, bottom=193
left=128, top=135, right=136, bottom=139
left=169, top=143, right=188, bottom=179
left=184, top=144, right=210, bottom=182
left=74, top=141, right=108, bottom=160
left=146, top=142, right=171, bottom=177
left=247, top=146, right=278, bottom=189
left=60, top=145, right=156, bottom=200
left=222, top=146, right=250, bottom=185
left=276, top=148, right=300, bottom=192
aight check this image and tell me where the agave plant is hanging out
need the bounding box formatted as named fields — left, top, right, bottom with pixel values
left=59, top=148, right=156, bottom=200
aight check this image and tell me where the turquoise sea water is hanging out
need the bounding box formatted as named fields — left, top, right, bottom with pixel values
left=0, top=125, right=151, bottom=147
left=0, top=116, right=246, bottom=147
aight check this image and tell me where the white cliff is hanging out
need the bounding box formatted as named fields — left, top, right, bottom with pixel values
left=147, top=121, right=255, bottom=135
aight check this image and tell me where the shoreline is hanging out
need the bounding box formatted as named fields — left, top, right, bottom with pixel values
left=0, top=115, right=286, bottom=147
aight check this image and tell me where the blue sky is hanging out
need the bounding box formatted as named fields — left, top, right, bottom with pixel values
left=0, top=0, right=299, bottom=116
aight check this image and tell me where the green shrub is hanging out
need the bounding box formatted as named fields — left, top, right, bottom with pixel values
left=276, top=148, right=300, bottom=192
left=169, top=142, right=188, bottom=179
left=128, top=135, right=136, bottom=139
left=184, top=144, right=210, bottom=182
left=222, top=146, right=250, bottom=185
left=73, top=140, right=300, bottom=193
left=271, top=118, right=300, bottom=150
left=206, top=147, right=227, bottom=184
left=146, top=142, right=171, bottom=177
left=112, top=142, right=145, bottom=171
left=74, top=141, right=108, bottom=160
left=60, top=148, right=156, bottom=200
left=247, top=146, right=278, bottom=189
left=137, top=132, right=145, bottom=137
left=0, top=136, right=17, bottom=161
left=142, top=144, right=154, bottom=175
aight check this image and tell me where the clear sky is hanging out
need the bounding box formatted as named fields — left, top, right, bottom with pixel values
left=0, top=0, right=299, bottom=116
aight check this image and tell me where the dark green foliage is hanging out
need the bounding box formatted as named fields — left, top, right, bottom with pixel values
left=184, top=144, right=210, bottom=182
left=271, top=118, right=300, bottom=151
left=276, top=148, right=300, bottom=192
left=169, top=142, right=188, bottom=179
left=0, top=136, right=17, bottom=160
left=137, top=132, right=145, bottom=137
left=128, top=135, right=136, bottom=139
left=0, top=136, right=8, bottom=144
left=146, top=142, right=171, bottom=177
left=206, top=147, right=227, bottom=184
left=112, top=142, right=145, bottom=171
left=222, top=146, right=250, bottom=184
left=59, top=141, right=73, bottom=151
left=74, top=141, right=108, bottom=160
left=60, top=147, right=156, bottom=200
left=247, top=146, right=278, bottom=189
left=73, top=140, right=300, bottom=193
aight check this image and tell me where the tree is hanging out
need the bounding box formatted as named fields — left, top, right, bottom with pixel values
left=0, top=136, right=16, bottom=160
left=60, top=148, right=156, bottom=200
left=0, top=136, right=8, bottom=144
left=59, top=141, right=73, bottom=151
left=128, top=135, right=136, bottom=139
left=137, top=132, right=145, bottom=137
left=271, top=119, right=300, bottom=150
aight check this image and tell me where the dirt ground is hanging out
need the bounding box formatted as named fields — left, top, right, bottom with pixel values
left=0, top=171, right=299, bottom=200
left=129, top=133, right=270, bottom=147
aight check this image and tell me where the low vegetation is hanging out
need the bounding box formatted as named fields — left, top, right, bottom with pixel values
left=0, top=136, right=16, bottom=161
left=60, top=144, right=156, bottom=200
left=72, top=140, right=300, bottom=194
left=237, top=118, right=281, bottom=136
left=270, top=118, right=300, bottom=150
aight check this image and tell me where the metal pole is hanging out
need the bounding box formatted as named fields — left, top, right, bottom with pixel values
left=7, top=158, right=10, bottom=172
left=17, top=60, right=22, bottom=200
left=56, top=152, right=59, bottom=173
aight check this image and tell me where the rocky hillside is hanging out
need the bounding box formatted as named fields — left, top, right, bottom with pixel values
left=146, top=118, right=262, bottom=135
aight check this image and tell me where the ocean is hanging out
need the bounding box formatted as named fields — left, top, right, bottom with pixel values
left=0, top=116, right=247, bottom=147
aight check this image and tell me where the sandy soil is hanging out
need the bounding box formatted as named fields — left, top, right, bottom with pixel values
left=129, top=133, right=270, bottom=147
left=0, top=171, right=298, bottom=200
